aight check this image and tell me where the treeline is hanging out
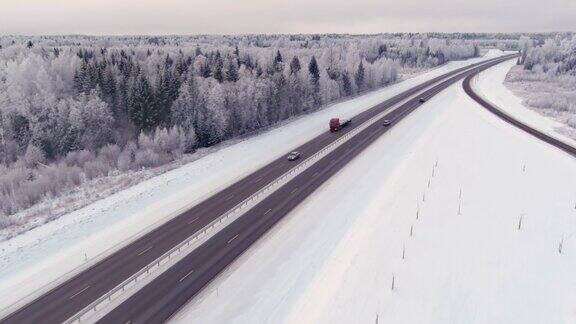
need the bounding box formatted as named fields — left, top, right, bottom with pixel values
left=508, top=34, right=576, bottom=134
left=519, top=35, right=576, bottom=77
left=0, top=34, right=481, bottom=217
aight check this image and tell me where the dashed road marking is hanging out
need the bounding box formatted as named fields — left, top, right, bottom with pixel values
left=264, top=208, right=272, bottom=215
left=137, top=246, right=153, bottom=256
left=227, top=234, right=239, bottom=244
left=179, top=269, right=195, bottom=283
left=69, top=286, right=90, bottom=299
left=187, top=217, right=199, bottom=224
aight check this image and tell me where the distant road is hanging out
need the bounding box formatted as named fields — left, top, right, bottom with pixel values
left=0, top=54, right=518, bottom=324
left=463, top=68, right=576, bottom=158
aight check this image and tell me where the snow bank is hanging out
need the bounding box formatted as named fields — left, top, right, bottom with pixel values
left=473, top=59, right=576, bottom=148
left=173, top=68, right=576, bottom=324
left=0, top=50, right=508, bottom=314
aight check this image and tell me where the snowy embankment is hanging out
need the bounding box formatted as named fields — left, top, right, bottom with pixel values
left=473, top=59, right=576, bottom=148
left=172, top=62, right=576, bottom=324
left=0, top=51, right=507, bottom=313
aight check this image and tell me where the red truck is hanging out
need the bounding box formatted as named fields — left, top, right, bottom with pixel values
left=329, top=118, right=352, bottom=132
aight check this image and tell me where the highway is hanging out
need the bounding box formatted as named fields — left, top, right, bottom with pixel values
left=0, top=54, right=517, bottom=324
left=463, top=72, right=576, bottom=158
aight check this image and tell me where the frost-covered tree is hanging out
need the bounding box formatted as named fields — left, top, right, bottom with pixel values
left=128, top=73, right=156, bottom=130
left=289, top=56, right=301, bottom=75
left=0, top=33, right=489, bottom=218
left=355, top=60, right=365, bottom=91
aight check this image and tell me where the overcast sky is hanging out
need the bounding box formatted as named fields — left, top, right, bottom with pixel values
left=1, top=0, right=575, bottom=35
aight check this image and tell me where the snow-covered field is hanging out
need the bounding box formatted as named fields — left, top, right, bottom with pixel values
left=172, top=61, right=576, bottom=323
left=474, top=59, right=576, bottom=147
left=0, top=51, right=509, bottom=314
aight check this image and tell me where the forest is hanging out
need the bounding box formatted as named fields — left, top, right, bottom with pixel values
left=0, top=33, right=517, bottom=227
left=508, top=33, right=576, bottom=138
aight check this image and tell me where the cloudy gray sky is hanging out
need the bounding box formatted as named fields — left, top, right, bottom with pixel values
left=1, top=0, right=575, bottom=35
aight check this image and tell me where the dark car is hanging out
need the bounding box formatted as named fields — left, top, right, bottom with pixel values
left=382, top=119, right=392, bottom=126
left=287, top=151, right=301, bottom=161
left=419, top=97, right=426, bottom=103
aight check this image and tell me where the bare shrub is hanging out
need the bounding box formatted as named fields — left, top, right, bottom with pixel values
left=98, top=144, right=122, bottom=168
left=65, top=149, right=95, bottom=167
left=84, top=160, right=111, bottom=180
left=134, top=149, right=165, bottom=169
left=118, top=142, right=137, bottom=171
left=23, top=145, right=46, bottom=167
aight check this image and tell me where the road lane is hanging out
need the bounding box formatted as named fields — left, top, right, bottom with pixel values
left=99, top=55, right=518, bottom=324
left=463, top=70, right=576, bottom=158
left=0, top=54, right=517, bottom=324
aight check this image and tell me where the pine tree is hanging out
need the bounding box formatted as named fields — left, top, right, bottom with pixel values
left=198, top=57, right=211, bottom=78
left=355, top=60, right=365, bottom=91
left=171, top=76, right=199, bottom=134
left=225, top=60, right=239, bottom=82
left=273, top=50, right=283, bottom=72
left=100, top=67, right=117, bottom=116
left=128, top=74, right=157, bottom=131
left=164, top=54, right=174, bottom=68
left=212, top=52, right=224, bottom=83
left=155, top=69, right=173, bottom=126
left=290, top=56, right=301, bottom=75
left=342, top=72, right=353, bottom=96
left=274, top=50, right=283, bottom=64
left=308, top=56, right=321, bottom=107
left=308, top=56, right=320, bottom=85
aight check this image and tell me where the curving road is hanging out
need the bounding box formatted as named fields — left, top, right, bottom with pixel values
left=463, top=67, right=576, bottom=158
left=0, top=54, right=518, bottom=324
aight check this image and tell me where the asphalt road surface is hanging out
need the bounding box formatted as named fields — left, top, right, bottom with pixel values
left=463, top=72, right=576, bottom=158
left=0, top=54, right=517, bottom=324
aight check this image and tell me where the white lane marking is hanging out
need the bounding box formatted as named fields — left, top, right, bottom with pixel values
left=291, top=188, right=298, bottom=194
left=178, top=269, right=195, bottom=283
left=225, top=194, right=234, bottom=201
left=254, top=176, right=263, bottom=183
left=69, top=286, right=90, bottom=299
left=312, top=171, right=319, bottom=177
left=227, top=234, right=239, bottom=244
left=187, top=217, right=199, bottom=224
left=264, top=208, right=272, bottom=215
left=137, top=246, right=153, bottom=256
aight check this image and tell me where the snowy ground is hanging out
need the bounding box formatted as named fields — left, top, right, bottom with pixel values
left=0, top=51, right=509, bottom=314
left=172, top=62, right=576, bottom=324
left=474, top=59, right=576, bottom=147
